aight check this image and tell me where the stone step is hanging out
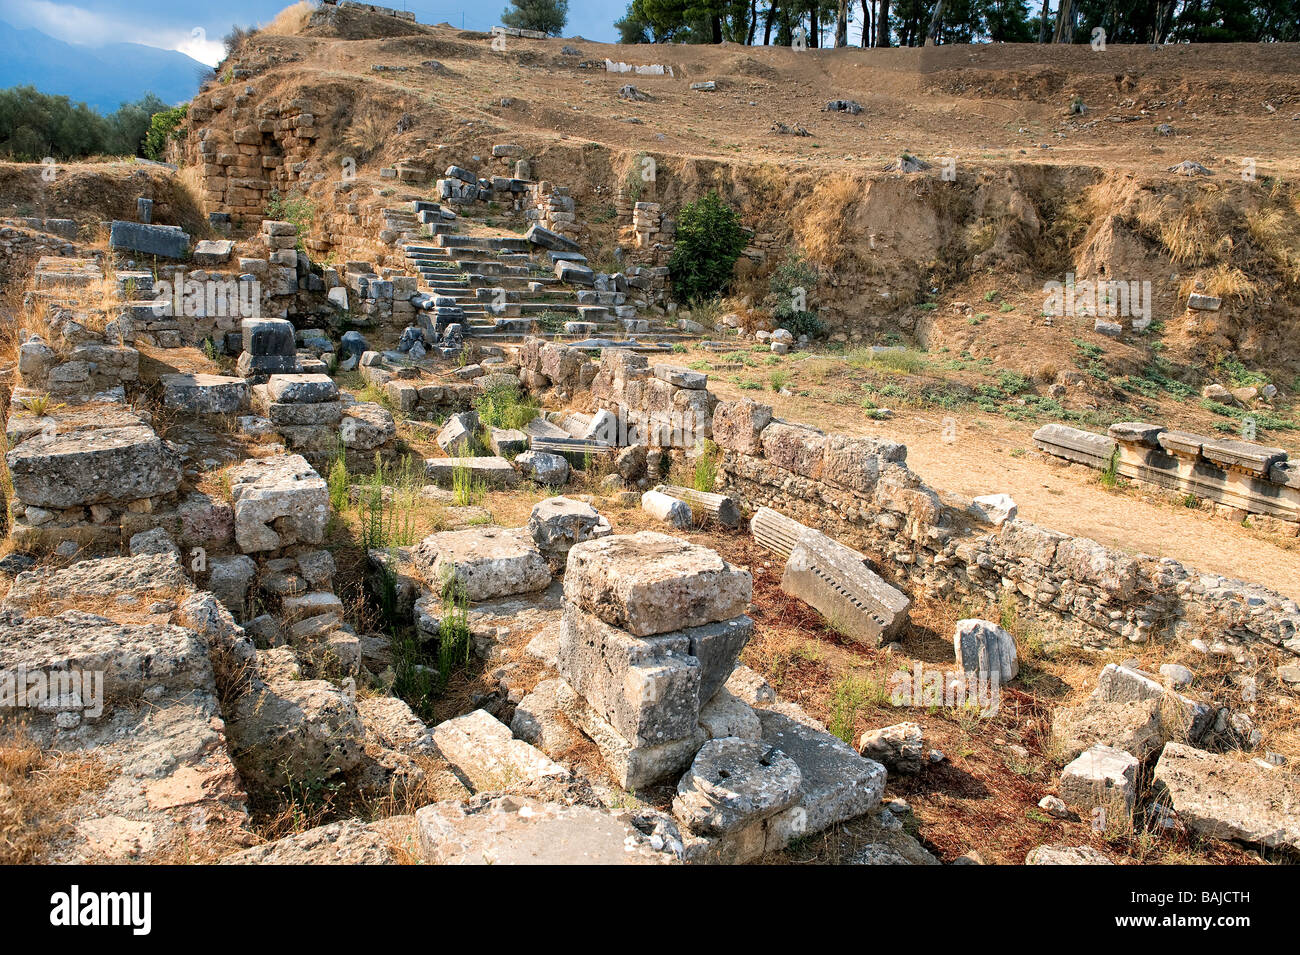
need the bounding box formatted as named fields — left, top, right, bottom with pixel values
left=436, top=234, right=531, bottom=253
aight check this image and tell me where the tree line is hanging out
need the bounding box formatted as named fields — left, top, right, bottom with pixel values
left=613, top=0, right=1300, bottom=46
left=0, top=86, right=188, bottom=164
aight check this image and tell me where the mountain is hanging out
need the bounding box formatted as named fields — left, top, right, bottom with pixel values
left=0, top=19, right=210, bottom=114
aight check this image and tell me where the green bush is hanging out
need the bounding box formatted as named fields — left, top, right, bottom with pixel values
left=475, top=378, right=539, bottom=431
left=668, top=191, right=747, bottom=302
left=265, top=190, right=315, bottom=250
left=143, top=104, right=188, bottom=161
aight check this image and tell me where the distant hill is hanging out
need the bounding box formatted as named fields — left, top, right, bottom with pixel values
left=0, top=19, right=209, bottom=114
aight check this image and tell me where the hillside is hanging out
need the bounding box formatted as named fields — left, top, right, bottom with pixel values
left=174, top=6, right=1300, bottom=435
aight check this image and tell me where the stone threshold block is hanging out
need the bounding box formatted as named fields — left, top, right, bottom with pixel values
left=430, top=709, right=569, bottom=793
left=424, top=455, right=520, bottom=488
left=228, top=453, right=329, bottom=553
left=416, top=795, right=672, bottom=864
left=564, top=531, right=752, bottom=638
left=412, top=526, right=550, bottom=602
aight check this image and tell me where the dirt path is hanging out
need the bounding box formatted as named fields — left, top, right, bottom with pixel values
left=711, top=380, right=1300, bottom=599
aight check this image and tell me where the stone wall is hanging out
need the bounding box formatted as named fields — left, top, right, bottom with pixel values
left=186, top=95, right=320, bottom=224
left=709, top=398, right=1300, bottom=659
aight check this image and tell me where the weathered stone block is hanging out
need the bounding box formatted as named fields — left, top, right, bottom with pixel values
left=7, top=426, right=181, bottom=508
left=1154, top=743, right=1299, bottom=851
left=564, top=532, right=751, bottom=637
left=228, top=453, right=328, bottom=553
left=412, top=526, right=550, bottom=601
left=673, top=738, right=802, bottom=836
left=162, top=373, right=250, bottom=414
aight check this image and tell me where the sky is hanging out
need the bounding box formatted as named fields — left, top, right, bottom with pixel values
left=0, top=0, right=627, bottom=65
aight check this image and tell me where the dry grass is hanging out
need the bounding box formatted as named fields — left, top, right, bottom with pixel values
left=795, top=175, right=864, bottom=271
left=0, top=725, right=113, bottom=863
left=262, top=1, right=315, bottom=36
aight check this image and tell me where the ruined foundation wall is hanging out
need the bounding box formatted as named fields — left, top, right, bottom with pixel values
left=707, top=400, right=1300, bottom=659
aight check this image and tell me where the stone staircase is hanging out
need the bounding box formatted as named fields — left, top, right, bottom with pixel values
left=375, top=196, right=701, bottom=346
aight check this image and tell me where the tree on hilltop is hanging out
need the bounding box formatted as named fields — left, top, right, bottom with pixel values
left=501, top=0, right=570, bottom=35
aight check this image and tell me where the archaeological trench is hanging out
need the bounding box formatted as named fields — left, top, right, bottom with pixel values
left=1, top=11, right=1298, bottom=869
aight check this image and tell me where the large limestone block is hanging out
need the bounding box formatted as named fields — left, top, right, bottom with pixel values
left=782, top=536, right=910, bottom=646
left=4, top=553, right=190, bottom=611
left=416, top=796, right=671, bottom=864
left=526, top=496, right=611, bottom=559
left=557, top=606, right=701, bottom=746
left=0, top=609, right=213, bottom=712
left=564, top=532, right=751, bottom=637
left=226, top=678, right=367, bottom=789
left=1154, top=743, right=1300, bottom=850
left=266, top=373, right=338, bottom=404
left=509, top=678, right=585, bottom=754
left=757, top=709, right=886, bottom=849
left=221, top=819, right=408, bottom=865
left=228, top=454, right=328, bottom=553
left=161, top=373, right=251, bottom=414
left=429, top=709, right=569, bottom=792
left=673, top=738, right=802, bottom=836
left=761, top=422, right=826, bottom=478
left=558, top=679, right=705, bottom=790
left=341, top=402, right=396, bottom=451
left=7, top=425, right=181, bottom=508
left=412, top=526, right=550, bottom=601
left=436, top=410, right=478, bottom=453
left=1052, top=697, right=1168, bottom=762
left=424, top=456, right=520, bottom=488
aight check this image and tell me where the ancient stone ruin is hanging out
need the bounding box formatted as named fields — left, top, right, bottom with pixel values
left=2, top=7, right=1297, bottom=876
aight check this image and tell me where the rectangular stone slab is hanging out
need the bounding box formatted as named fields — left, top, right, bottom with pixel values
left=1032, top=423, right=1117, bottom=468
left=412, top=526, right=550, bottom=602
left=424, top=456, right=520, bottom=488
left=782, top=536, right=910, bottom=646
left=416, top=796, right=669, bottom=865
left=429, top=709, right=568, bottom=792
left=757, top=709, right=886, bottom=849
left=564, top=531, right=752, bottom=637
left=6, top=425, right=181, bottom=508
left=1154, top=742, right=1299, bottom=851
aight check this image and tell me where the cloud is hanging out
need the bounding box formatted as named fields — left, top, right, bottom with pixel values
left=167, top=26, right=226, bottom=66
left=4, top=0, right=224, bottom=65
